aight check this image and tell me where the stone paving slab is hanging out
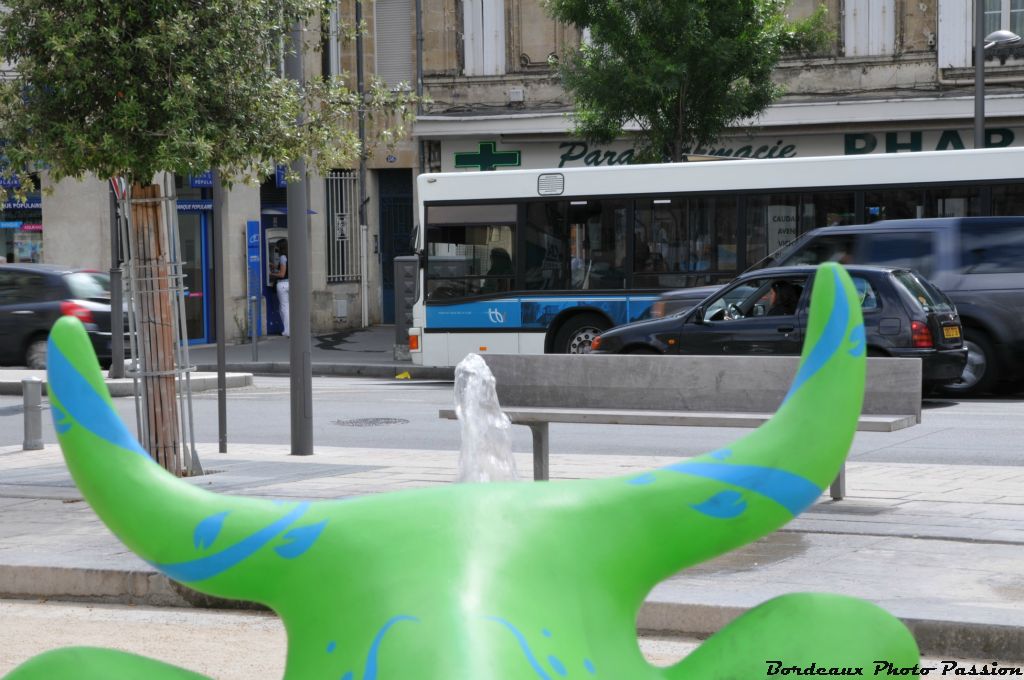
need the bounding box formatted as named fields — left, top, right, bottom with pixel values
left=1, top=443, right=1023, bottom=659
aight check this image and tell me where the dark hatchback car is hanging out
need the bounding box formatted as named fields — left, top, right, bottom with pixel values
left=592, top=265, right=968, bottom=390
left=0, top=264, right=121, bottom=369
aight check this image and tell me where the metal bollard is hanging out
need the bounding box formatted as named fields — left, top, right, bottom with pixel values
left=22, top=377, right=44, bottom=451
left=250, top=295, right=259, bottom=361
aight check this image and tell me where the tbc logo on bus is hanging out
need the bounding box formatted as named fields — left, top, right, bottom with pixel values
left=487, top=308, right=505, bottom=324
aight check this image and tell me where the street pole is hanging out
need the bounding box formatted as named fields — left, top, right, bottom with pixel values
left=108, top=187, right=124, bottom=379
left=285, top=19, right=314, bottom=456
left=356, top=0, right=369, bottom=328
left=212, top=169, right=227, bottom=453
left=974, top=0, right=985, bottom=149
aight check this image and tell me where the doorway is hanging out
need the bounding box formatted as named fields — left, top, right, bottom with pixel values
left=178, top=211, right=210, bottom=344
left=378, top=169, right=414, bottom=324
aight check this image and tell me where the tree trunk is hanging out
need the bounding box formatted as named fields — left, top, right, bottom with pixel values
left=129, top=183, right=183, bottom=475
left=674, top=85, right=688, bottom=163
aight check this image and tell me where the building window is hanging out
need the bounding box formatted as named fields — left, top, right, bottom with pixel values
left=939, top=0, right=1024, bottom=68
left=844, top=0, right=895, bottom=57
left=462, top=0, right=506, bottom=76
left=375, top=0, right=414, bottom=89
left=984, top=0, right=1024, bottom=36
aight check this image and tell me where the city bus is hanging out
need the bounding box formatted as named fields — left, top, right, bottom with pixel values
left=408, top=146, right=1024, bottom=367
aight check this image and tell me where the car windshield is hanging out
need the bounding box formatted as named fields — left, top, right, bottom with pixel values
left=892, top=271, right=954, bottom=313
left=64, top=271, right=110, bottom=301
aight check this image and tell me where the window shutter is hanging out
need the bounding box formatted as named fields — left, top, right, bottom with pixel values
left=937, top=0, right=972, bottom=68
left=462, top=0, right=505, bottom=76
left=844, top=0, right=895, bottom=57
left=375, top=0, right=414, bottom=89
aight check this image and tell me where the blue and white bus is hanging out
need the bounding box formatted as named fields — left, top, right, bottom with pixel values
left=409, top=146, right=1024, bottom=367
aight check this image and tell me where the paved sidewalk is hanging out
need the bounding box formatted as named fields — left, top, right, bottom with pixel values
left=0, top=327, right=449, bottom=394
left=1, top=442, right=1022, bottom=661
left=188, top=326, right=453, bottom=379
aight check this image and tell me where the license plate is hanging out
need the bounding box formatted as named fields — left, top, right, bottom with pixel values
left=943, top=326, right=961, bottom=339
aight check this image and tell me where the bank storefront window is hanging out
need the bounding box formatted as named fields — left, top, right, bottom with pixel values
left=0, top=184, right=43, bottom=263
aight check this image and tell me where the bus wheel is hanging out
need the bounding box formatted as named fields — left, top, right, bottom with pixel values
left=941, top=329, right=996, bottom=397
left=553, top=314, right=609, bottom=354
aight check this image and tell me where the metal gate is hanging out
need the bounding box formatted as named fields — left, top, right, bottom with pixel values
left=325, top=170, right=360, bottom=282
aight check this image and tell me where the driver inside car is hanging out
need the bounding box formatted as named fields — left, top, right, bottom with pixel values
left=766, top=280, right=802, bottom=316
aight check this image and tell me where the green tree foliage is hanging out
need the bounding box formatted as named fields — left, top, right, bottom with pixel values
left=0, top=0, right=416, bottom=190
left=544, top=0, right=832, bottom=163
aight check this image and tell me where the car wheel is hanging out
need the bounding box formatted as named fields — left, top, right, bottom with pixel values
left=941, top=330, right=996, bottom=397
left=553, top=313, right=609, bottom=355
left=25, top=337, right=47, bottom=370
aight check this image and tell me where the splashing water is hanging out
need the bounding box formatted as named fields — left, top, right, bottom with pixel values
left=454, top=354, right=518, bottom=482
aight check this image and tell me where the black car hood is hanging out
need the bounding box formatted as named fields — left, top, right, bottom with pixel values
left=603, top=314, right=682, bottom=338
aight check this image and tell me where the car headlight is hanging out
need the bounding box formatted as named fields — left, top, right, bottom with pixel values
left=591, top=335, right=602, bottom=351
left=651, top=301, right=666, bottom=318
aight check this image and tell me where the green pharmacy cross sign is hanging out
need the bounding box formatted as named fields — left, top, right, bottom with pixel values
left=454, top=141, right=521, bottom=171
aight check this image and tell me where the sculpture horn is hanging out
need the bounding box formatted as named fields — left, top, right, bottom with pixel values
left=46, top=317, right=325, bottom=606
left=579, top=263, right=866, bottom=594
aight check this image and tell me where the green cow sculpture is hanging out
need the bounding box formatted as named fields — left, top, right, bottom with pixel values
left=6, top=263, right=919, bottom=678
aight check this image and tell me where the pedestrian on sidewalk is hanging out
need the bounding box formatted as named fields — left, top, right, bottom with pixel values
left=273, top=239, right=290, bottom=337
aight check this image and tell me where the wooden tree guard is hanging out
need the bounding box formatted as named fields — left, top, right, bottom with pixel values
left=130, top=184, right=182, bottom=475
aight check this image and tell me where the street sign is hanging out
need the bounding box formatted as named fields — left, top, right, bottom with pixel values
left=189, top=171, right=213, bottom=188
left=246, top=220, right=262, bottom=336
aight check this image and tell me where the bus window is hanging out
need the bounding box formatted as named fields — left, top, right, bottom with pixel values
left=928, top=186, right=981, bottom=218
left=800, top=192, right=856, bottom=231
left=524, top=201, right=570, bottom=290
left=864, top=188, right=924, bottom=223
left=745, top=193, right=799, bottom=269
left=567, top=199, right=628, bottom=290
left=634, top=198, right=685, bottom=288
left=425, top=223, right=515, bottom=300
left=687, top=195, right=738, bottom=282
left=991, top=182, right=1024, bottom=215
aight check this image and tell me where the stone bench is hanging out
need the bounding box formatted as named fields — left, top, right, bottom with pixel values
left=439, top=354, right=922, bottom=500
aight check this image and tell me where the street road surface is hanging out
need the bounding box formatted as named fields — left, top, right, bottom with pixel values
left=0, top=375, right=1022, bottom=466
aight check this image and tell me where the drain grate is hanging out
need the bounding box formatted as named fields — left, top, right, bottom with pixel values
left=334, top=417, right=409, bottom=427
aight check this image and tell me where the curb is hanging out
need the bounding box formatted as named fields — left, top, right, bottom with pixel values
left=2, top=563, right=1019, bottom=660
left=194, top=363, right=454, bottom=380
left=637, top=600, right=1024, bottom=662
